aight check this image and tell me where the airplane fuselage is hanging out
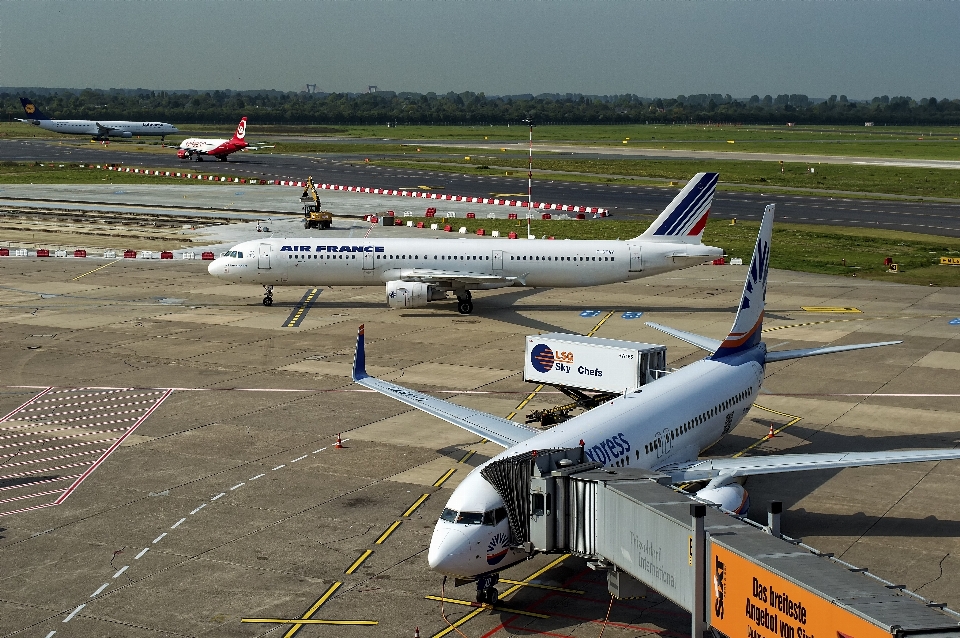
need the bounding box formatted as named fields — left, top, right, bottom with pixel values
left=22, top=119, right=178, bottom=138
left=429, top=351, right=765, bottom=578
left=207, top=236, right=722, bottom=289
left=177, top=137, right=247, bottom=159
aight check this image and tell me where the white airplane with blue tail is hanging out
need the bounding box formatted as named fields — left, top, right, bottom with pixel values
left=351, top=204, right=960, bottom=603
left=208, top=172, right=723, bottom=313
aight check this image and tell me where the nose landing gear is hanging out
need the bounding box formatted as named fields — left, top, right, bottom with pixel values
left=262, top=285, right=274, bottom=307
left=476, top=573, right=499, bottom=604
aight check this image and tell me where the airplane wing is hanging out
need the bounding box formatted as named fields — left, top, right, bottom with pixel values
left=398, top=268, right=525, bottom=287
left=351, top=325, right=538, bottom=448
left=765, top=342, right=902, bottom=362
left=663, top=449, right=960, bottom=483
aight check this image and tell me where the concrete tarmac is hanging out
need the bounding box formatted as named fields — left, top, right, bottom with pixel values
left=1, top=229, right=959, bottom=636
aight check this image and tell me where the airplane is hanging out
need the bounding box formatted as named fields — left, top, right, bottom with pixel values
left=176, top=117, right=260, bottom=161
left=206, top=172, right=725, bottom=313
left=350, top=204, right=960, bottom=604
left=16, top=97, right=179, bottom=140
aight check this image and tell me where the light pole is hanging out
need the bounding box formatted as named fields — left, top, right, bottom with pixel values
left=522, top=118, right=534, bottom=216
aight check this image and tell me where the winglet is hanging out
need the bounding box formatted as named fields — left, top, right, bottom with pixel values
left=352, top=324, right=368, bottom=381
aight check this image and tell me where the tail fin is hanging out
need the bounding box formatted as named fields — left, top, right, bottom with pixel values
left=638, top=172, right=718, bottom=243
left=231, top=117, right=247, bottom=142
left=710, top=204, right=774, bottom=359
left=352, top=324, right=368, bottom=380
left=19, top=97, right=50, bottom=120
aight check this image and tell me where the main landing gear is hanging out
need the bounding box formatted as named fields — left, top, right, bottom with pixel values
left=262, top=285, right=274, bottom=307
left=476, top=573, right=499, bottom=604
left=456, top=290, right=473, bottom=315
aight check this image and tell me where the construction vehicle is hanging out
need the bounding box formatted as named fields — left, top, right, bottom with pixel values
left=300, top=176, right=333, bottom=230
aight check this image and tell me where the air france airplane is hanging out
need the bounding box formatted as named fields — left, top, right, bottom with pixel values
left=351, top=204, right=960, bottom=604
left=207, top=173, right=724, bottom=313
left=17, top=98, right=179, bottom=140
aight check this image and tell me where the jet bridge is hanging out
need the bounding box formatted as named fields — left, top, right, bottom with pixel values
left=482, top=448, right=960, bottom=638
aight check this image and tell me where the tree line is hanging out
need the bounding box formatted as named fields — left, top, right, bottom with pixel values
left=3, top=88, right=959, bottom=126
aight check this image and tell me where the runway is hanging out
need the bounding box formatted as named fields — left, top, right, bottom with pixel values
left=5, top=137, right=960, bottom=237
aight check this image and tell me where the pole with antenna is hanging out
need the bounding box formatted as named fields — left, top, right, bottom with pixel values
left=522, top=117, right=534, bottom=238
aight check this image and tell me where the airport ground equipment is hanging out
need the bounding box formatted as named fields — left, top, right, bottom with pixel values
left=524, top=334, right=667, bottom=394
left=481, top=447, right=960, bottom=638
left=524, top=334, right=667, bottom=425
left=301, top=177, right=333, bottom=229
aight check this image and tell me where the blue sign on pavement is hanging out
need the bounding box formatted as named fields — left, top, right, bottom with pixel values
left=580, top=310, right=601, bottom=318
left=622, top=312, right=644, bottom=320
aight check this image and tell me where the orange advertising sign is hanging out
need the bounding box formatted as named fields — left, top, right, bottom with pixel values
left=710, top=545, right=891, bottom=638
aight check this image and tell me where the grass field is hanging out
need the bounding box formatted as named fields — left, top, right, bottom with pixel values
left=393, top=217, right=960, bottom=287
left=5, top=122, right=960, bottom=160
left=0, top=161, right=234, bottom=185
left=369, top=156, right=960, bottom=200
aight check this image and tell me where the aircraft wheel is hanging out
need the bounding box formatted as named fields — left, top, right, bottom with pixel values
left=457, top=300, right=473, bottom=315
left=196, top=155, right=203, bottom=162
left=485, top=587, right=498, bottom=603
left=263, top=296, right=273, bottom=307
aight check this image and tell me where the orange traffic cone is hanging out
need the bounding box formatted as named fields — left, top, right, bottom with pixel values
left=335, top=433, right=344, bottom=449
left=767, top=424, right=775, bottom=440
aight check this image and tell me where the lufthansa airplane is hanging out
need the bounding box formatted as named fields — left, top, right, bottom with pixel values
left=207, top=173, right=724, bottom=313
left=351, top=204, right=960, bottom=604
left=17, top=98, right=179, bottom=140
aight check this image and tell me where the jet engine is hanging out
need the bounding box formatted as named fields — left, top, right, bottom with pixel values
left=695, top=481, right=750, bottom=515
left=120, top=131, right=133, bottom=138
left=385, top=281, right=447, bottom=308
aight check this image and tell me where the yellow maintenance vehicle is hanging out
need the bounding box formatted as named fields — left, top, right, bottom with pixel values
left=300, top=176, right=333, bottom=230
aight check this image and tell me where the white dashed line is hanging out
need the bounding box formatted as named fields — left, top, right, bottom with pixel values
left=112, top=565, right=128, bottom=578
left=211, top=492, right=226, bottom=501
left=189, top=503, right=206, bottom=515
left=171, top=517, right=186, bottom=529
left=45, top=631, right=57, bottom=638
left=135, top=547, right=149, bottom=559
left=313, top=448, right=326, bottom=453
left=272, top=464, right=285, bottom=471
left=250, top=473, right=265, bottom=480
left=153, top=533, right=167, bottom=544
left=230, top=482, right=244, bottom=490
left=63, top=604, right=85, bottom=622
left=90, top=583, right=109, bottom=597
left=290, top=455, right=307, bottom=463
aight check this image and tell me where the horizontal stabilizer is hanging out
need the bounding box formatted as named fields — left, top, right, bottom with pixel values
left=645, top=322, right=720, bottom=353
left=765, top=341, right=901, bottom=363
left=665, top=448, right=960, bottom=483
left=352, top=325, right=538, bottom=448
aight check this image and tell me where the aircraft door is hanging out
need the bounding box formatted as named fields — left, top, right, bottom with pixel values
left=492, top=250, right=503, bottom=271
left=258, top=244, right=271, bottom=269
left=629, top=246, right=642, bottom=272
left=362, top=251, right=374, bottom=271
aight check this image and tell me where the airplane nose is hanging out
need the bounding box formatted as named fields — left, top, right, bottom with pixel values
left=207, top=259, right=219, bottom=276
left=428, top=526, right=468, bottom=573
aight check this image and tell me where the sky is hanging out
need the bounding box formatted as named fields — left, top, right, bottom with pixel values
left=2, top=0, right=958, bottom=100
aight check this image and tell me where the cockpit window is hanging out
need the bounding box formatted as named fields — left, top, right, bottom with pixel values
left=236, top=251, right=243, bottom=258
left=482, top=507, right=508, bottom=526
left=439, top=508, right=483, bottom=525
left=456, top=512, right=483, bottom=525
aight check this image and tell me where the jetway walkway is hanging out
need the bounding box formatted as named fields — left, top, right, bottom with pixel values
left=481, top=448, right=960, bottom=638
